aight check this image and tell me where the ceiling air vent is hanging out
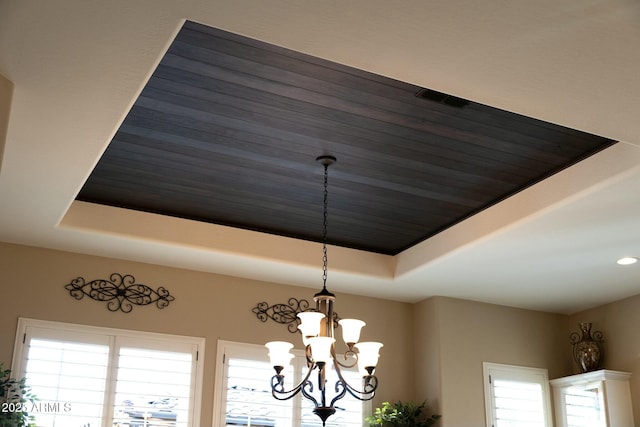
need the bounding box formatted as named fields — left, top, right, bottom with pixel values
left=414, top=88, right=470, bottom=108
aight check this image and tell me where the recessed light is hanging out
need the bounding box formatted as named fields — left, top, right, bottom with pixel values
left=617, top=257, right=638, bottom=265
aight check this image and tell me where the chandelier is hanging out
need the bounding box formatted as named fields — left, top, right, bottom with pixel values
left=265, top=155, right=383, bottom=426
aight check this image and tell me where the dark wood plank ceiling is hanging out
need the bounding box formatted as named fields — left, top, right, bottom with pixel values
left=76, top=21, right=616, bottom=255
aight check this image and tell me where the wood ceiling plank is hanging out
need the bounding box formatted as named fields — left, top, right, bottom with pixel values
left=77, top=21, right=616, bottom=255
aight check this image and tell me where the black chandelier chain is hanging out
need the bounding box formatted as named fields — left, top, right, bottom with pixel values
left=321, top=158, right=330, bottom=292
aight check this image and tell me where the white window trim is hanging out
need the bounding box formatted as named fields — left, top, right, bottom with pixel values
left=213, top=339, right=371, bottom=427
left=483, top=362, right=553, bottom=427
left=11, top=317, right=205, bottom=427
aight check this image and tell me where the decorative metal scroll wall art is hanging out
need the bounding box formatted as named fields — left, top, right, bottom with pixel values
left=65, top=273, right=175, bottom=313
left=570, top=322, right=605, bottom=373
left=253, top=298, right=340, bottom=333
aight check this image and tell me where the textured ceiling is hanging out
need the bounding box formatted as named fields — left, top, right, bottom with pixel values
left=76, top=21, right=616, bottom=255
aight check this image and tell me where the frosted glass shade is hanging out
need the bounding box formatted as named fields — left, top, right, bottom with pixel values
left=265, top=341, right=294, bottom=367
left=297, top=312, right=326, bottom=339
left=355, top=341, right=383, bottom=371
left=308, top=336, right=335, bottom=364
left=338, top=319, right=366, bottom=344
left=297, top=325, right=311, bottom=346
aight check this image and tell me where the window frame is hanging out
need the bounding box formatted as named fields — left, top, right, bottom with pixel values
left=213, top=339, right=370, bottom=427
left=11, top=317, right=205, bottom=427
left=483, top=362, right=553, bottom=427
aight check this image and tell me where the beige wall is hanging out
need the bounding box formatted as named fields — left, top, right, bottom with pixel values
left=0, top=242, right=413, bottom=426
left=5, top=241, right=640, bottom=427
left=413, top=297, right=442, bottom=413
left=414, top=297, right=571, bottom=427
left=569, top=293, right=640, bottom=423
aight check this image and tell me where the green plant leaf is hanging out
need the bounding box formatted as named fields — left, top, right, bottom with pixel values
left=1, top=363, right=37, bottom=427
left=366, top=400, right=440, bottom=426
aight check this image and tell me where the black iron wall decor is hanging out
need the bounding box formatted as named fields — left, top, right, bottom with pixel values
left=65, top=273, right=175, bottom=313
left=253, top=298, right=340, bottom=333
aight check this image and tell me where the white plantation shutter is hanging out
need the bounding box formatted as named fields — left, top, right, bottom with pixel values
left=225, top=357, right=294, bottom=427
left=561, top=384, right=605, bottom=427
left=112, top=345, right=196, bottom=427
left=13, top=318, right=204, bottom=427
left=491, top=379, right=545, bottom=426
left=23, top=337, right=110, bottom=427
left=483, top=363, right=553, bottom=427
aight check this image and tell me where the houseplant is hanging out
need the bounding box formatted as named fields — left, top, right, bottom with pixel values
left=0, top=363, right=36, bottom=427
left=366, top=400, right=441, bottom=427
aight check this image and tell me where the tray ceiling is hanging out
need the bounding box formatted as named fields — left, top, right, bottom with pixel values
left=76, top=21, right=616, bottom=255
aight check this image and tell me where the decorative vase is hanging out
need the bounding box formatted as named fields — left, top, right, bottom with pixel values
left=570, top=322, right=604, bottom=373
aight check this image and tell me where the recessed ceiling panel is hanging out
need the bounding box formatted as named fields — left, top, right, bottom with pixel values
left=76, top=21, right=616, bottom=255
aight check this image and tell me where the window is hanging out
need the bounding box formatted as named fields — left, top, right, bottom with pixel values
left=558, top=382, right=605, bottom=427
left=213, top=340, right=369, bottom=427
left=11, top=318, right=204, bottom=427
left=483, top=362, right=553, bottom=427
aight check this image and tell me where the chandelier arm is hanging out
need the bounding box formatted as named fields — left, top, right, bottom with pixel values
left=333, top=358, right=357, bottom=369
left=301, top=379, right=320, bottom=407
left=342, top=375, right=379, bottom=401
left=270, top=362, right=317, bottom=401
left=331, top=346, right=358, bottom=369
left=305, top=344, right=314, bottom=367
left=270, top=375, right=305, bottom=401
left=332, top=358, right=378, bottom=401
left=329, top=379, right=348, bottom=408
